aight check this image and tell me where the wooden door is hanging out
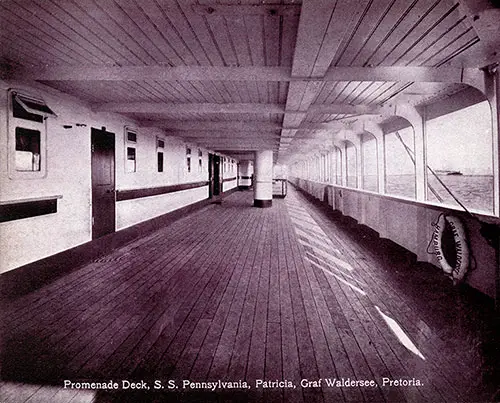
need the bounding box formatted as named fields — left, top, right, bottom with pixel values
left=209, top=153, right=214, bottom=198
left=91, top=128, right=115, bottom=239
left=209, top=153, right=222, bottom=197
left=213, top=155, right=221, bottom=196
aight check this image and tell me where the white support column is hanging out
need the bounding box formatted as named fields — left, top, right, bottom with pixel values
left=355, top=134, right=363, bottom=189
left=342, top=129, right=359, bottom=188
left=363, top=122, right=385, bottom=194
left=485, top=67, right=500, bottom=215
left=483, top=66, right=500, bottom=311
left=395, top=104, right=427, bottom=201
left=254, top=150, right=273, bottom=208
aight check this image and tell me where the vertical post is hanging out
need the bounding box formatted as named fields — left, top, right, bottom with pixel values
left=358, top=133, right=364, bottom=189
left=485, top=66, right=500, bottom=310
left=413, top=120, right=426, bottom=201
left=364, top=122, right=385, bottom=194
left=485, top=67, right=500, bottom=216
left=254, top=150, right=273, bottom=208
left=396, top=104, right=427, bottom=201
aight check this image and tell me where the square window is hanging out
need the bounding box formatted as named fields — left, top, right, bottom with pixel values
left=157, top=139, right=164, bottom=148
left=15, top=127, right=41, bottom=171
left=127, top=131, right=137, bottom=143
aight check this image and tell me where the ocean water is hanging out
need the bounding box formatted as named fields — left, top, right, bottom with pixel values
left=382, top=175, right=494, bottom=214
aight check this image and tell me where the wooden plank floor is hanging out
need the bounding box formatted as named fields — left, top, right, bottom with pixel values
left=1, top=187, right=499, bottom=402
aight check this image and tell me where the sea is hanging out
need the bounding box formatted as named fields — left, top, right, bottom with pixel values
left=381, top=175, right=494, bottom=214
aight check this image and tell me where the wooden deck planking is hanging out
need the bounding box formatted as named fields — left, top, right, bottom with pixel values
left=276, top=203, right=304, bottom=403
left=162, top=206, right=259, bottom=379
left=1, top=189, right=497, bottom=402
left=113, top=204, right=253, bottom=378
left=3, top=214, right=199, bottom=330
left=187, top=210, right=257, bottom=380
left=287, top=187, right=495, bottom=402
left=225, top=207, right=267, bottom=382
left=294, top=195, right=469, bottom=400
left=207, top=209, right=262, bottom=381
left=286, top=193, right=452, bottom=402
left=287, top=212, right=345, bottom=403
left=39, top=210, right=224, bottom=352
left=242, top=208, right=271, bottom=383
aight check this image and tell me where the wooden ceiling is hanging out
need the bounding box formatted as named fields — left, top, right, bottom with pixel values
left=1, top=0, right=498, bottom=163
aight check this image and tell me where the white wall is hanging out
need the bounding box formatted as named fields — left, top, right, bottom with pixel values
left=0, top=80, right=236, bottom=273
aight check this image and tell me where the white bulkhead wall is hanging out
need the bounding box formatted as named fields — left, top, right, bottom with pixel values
left=0, top=80, right=222, bottom=274
left=116, top=129, right=210, bottom=230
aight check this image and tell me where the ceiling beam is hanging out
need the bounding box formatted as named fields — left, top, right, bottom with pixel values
left=141, top=120, right=351, bottom=132
left=324, top=66, right=483, bottom=89
left=4, top=65, right=482, bottom=86
left=6, top=66, right=289, bottom=82
left=141, top=120, right=283, bottom=131
left=97, top=102, right=384, bottom=115
left=278, top=0, right=371, bottom=161
left=96, top=102, right=285, bottom=114
left=170, top=131, right=280, bottom=139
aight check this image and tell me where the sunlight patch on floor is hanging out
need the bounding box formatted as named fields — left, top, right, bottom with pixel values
left=306, top=257, right=367, bottom=296
left=375, top=306, right=426, bottom=361
left=294, top=227, right=341, bottom=253
left=304, top=251, right=364, bottom=285
left=300, top=239, right=354, bottom=272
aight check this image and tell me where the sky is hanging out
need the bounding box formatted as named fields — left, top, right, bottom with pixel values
left=383, top=100, right=493, bottom=176
left=426, top=101, right=492, bottom=176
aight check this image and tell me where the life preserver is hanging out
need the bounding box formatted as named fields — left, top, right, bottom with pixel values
left=432, top=214, right=469, bottom=282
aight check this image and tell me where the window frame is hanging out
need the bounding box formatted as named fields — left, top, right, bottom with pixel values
left=7, top=89, right=49, bottom=179
left=124, top=126, right=137, bottom=173
left=198, top=149, right=203, bottom=172
left=157, top=137, right=164, bottom=173
left=186, top=146, right=192, bottom=173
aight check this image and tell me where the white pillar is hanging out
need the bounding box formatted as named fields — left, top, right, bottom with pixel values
left=238, top=160, right=253, bottom=189
left=485, top=67, right=500, bottom=215
left=254, top=150, right=273, bottom=208
left=395, top=104, right=427, bottom=201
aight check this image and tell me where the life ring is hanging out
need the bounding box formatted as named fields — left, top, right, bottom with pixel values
left=432, top=214, right=469, bottom=282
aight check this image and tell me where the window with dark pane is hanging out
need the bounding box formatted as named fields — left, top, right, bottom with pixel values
left=127, top=147, right=136, bottom=172
left=15, top=127, right=41, bottom=171
left=158, top=152, right=164, bottom=172
left=186, top=147, right=191, bottom=172
left=127, top=131, right=137, bottom=143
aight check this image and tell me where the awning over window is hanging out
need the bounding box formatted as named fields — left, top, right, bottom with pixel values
left=14, top=92, right=57, bottom=118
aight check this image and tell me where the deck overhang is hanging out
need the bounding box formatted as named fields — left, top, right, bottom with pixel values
left=1, top=0, right=499, bottom=161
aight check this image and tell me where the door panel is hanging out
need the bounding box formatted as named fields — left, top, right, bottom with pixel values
left=91, top=128, right=115, bottom=239
left=213, top=155, right=221, bottom=196
left=209, top=153, right=222, bottom=197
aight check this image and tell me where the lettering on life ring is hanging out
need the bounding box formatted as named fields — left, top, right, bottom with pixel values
left=431, top=215, right=469, bottom=282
